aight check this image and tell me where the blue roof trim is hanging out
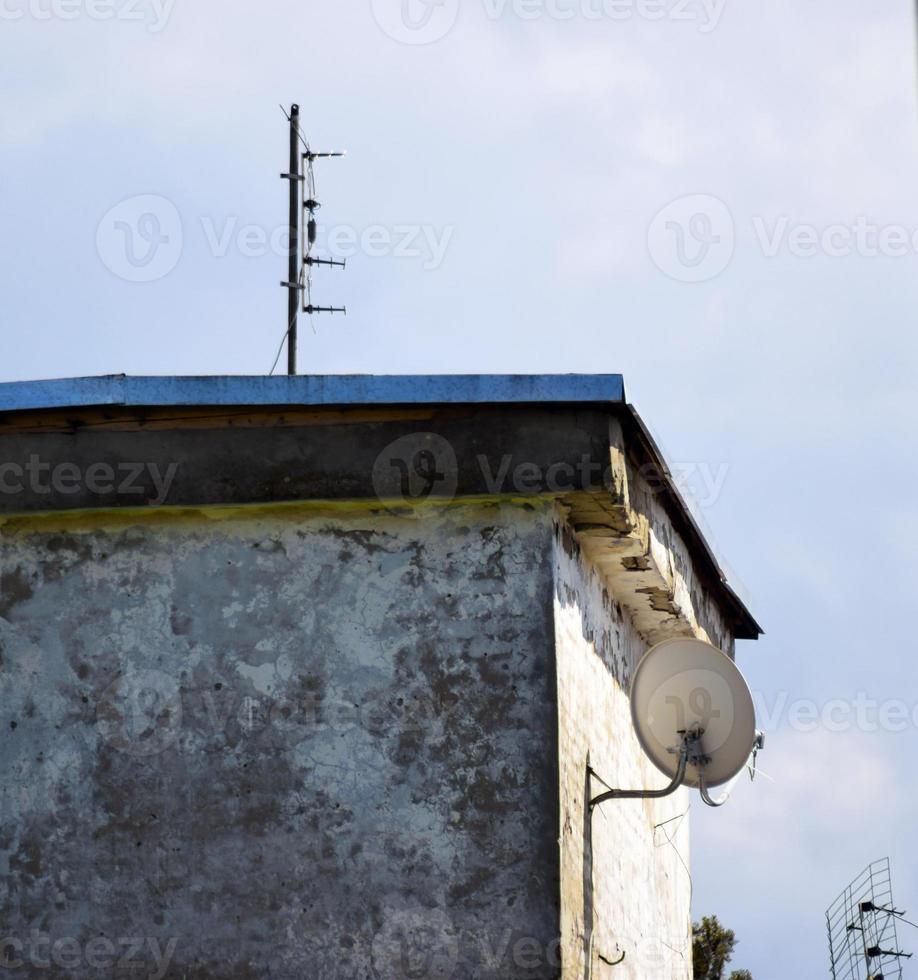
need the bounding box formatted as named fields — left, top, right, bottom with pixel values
left=0, top=375, right=625, bottom=412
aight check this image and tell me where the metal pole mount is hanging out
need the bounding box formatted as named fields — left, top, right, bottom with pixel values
left=590, top=728, right=724, bottom=810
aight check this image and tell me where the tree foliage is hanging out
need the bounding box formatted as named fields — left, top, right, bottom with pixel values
left=692, top=915, right=753, bottom=980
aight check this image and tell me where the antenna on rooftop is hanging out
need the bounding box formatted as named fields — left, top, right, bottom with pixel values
left=827, top=859, right=912, bottom=980
left=278, top=103, right=346, bottom=376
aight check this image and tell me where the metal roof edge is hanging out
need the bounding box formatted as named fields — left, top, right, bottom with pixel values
left=0, top=374, right=626, bottom=412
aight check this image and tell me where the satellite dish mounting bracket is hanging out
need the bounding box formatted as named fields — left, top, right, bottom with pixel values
left=589, top=728, right=712, bottom=810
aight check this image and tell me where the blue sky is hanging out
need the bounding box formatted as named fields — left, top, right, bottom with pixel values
left=3, top=0, right=918, bottom=975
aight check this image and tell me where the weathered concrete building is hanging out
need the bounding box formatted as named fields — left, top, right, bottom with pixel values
left=0, top=374, right=759, bottom=979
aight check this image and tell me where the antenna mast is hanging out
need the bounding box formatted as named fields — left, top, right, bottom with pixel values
left=279, top=103, right=346, bottom=376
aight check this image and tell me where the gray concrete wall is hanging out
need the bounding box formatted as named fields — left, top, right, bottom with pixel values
left=0, top=501, right=561, bottom=978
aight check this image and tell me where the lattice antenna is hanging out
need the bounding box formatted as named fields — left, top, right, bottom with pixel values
left=827, top=859, right=912, bottom=980
left=278, top=103, right=346, bottom=375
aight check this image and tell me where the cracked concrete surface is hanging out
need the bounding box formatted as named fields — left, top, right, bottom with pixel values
left=0, top=502, right=561, bottom=978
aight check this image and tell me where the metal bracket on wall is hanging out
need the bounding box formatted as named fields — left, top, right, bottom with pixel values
left=588, top=729, right=706, bottom=810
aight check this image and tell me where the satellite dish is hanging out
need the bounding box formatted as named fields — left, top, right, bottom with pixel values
left=591, top=638, right=761, bottom=810
left=631, top=637, right=757, bottom=789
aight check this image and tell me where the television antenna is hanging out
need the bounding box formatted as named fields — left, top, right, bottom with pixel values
left=590, top=638, right=763, bottom=810
left=827, top=859, right=912, bottom=980
left=277, top=103, right=346, bottom=376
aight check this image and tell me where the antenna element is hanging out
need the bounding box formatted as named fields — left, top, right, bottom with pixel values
left=279, top=103, right=346, bottom=375
left=827, top=859, right=912, bottom=979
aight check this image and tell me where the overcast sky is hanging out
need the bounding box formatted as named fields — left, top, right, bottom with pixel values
left=3, top=0, right=918, bottom=975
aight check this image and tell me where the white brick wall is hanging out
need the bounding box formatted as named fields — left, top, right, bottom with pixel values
left=554, top=515, right=695, bottom=980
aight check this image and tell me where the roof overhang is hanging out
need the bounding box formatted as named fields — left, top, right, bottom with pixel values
left=0, top=374, right=760, bottom=640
